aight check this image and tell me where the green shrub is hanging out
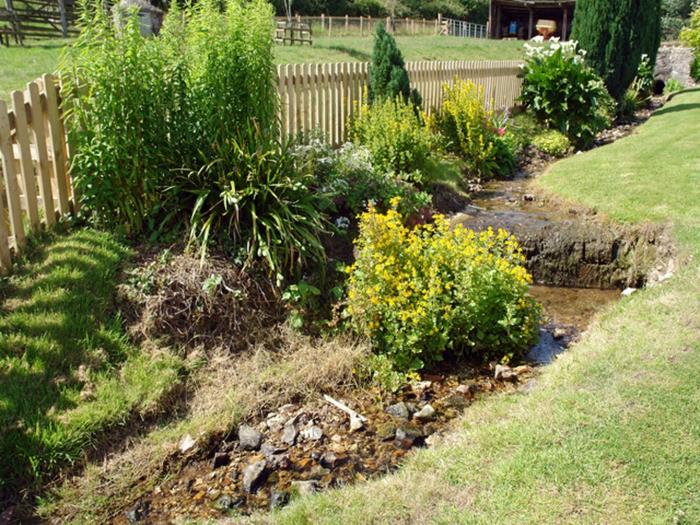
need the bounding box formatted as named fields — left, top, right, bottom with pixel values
left=520, top=39, right=614, bottom=147
left=350, top=97, right=436, bottom=181
left=617, top=89, right=644, bottom=119
left=572, top=0, right=662, bottom=100
left=692, top=55, right=700, bottom=82
left=664, top=78, right=685, bottom=94
left=369, top=24, right=420, bottom=105
left=431, top=80, right=516, bottom=179
left=173, top=124, right=329, bottom=280
left=63, top=0, right=277, bottom=235
left=532, top=130, right=571, bottom=157
left=681, top=6, right=700, bottom=50
left=346, top=202, right=541, bottom=371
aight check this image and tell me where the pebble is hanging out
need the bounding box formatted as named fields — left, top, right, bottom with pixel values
left=523, top=193, right=536, bottom=201
left=238, top=425, right=262, bottom=451
left=270, top=491, right=289, bottom=509
left=301, top=425, right=323, bottom=441
left=291, top=480, right=319, bottom=496
left=376, top=421, right=397, bottom=441
left=395, top=423, right=423, bottom=449
left=124, top=500, right=149, bottom=523
left=553, top=327, right=568, bottom=339
left=385, top=401, right=410, bottom=419
left=320, top=451, right=339, bottom=468
left=178, top=434, right=196, bottom=454
left=242, top=460, right=268, bottom=494
left=494, top=364, right=518, bottom=382
left=282, top=422, right=298, bottom=445
left=455, top=384, right=476, bottom=396
left=349, top=414, right=365, bottom=432
left=622, top=287, right=637, bottom=297
left=413, top=404, right=436, bottom=422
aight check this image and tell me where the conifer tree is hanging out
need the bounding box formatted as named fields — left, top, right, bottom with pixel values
left=572, top=0, right=662, bottom=99
left=368, top=24, right=411, bottom=103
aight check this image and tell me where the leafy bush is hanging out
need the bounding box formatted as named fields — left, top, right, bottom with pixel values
left=664, top=78, right=685, bottom=94
left=681, top=6, right=700, bottom=50
left=532, top=130, right=571, bottom=157
left=294, top=139, right=432, bottom=217
left=63, top=0, right=277, bottom=235
left=350, top=97, right=436, bottom=181
left=431, top=80, right=516, bottom=179
left=346, top=201, right=541, bottom=371
left=617, top=88, right=644, bottom=119
left=520, top=39, right=614, bottom=147
left=172, top=124, right=329, bottom=280
left=692, top=55, right=700, bottom=82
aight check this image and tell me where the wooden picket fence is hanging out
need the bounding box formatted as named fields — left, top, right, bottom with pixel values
left=0, top=60, right=522, bottom=273
left=0, top=73, right=73, bottom=273
left=278, top=60, right=523, bottom=145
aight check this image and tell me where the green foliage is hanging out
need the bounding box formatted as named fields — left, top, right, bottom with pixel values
left=173, top=124, right=329, bottom=280
left=350, top=97, right=436, bottom=181
left=617, top=88, right=644, bottom=119
left=282, top=281, right=322, bottom=329
left=681, top=6, right=700, bottom=49
left=664, top=78, right=685, bottom=94
left=692, top=55, right=700, bottom=81
left=369, top=25, right=411, bottom=103
left=298, top=140, right=432, bottom=216
left=532, top=130, right=571, bottom=157
left=520, top=40, right=613, bottom=147
left=63, top=0, right=277, bottom=236
left=346, top=203, right=541, bottom=371
left=632, top=54, right=655, bottom=99
left=431, top=80, right=515, bottom=178
left=572, top=0, right=663, bottom=100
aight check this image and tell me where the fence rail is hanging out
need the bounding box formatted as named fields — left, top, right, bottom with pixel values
left=278, top=60, right=523, bottom=145
left=275, top=15, right=443, bottom=38
left=0, top=60, right=522, bottom=273
left=0, top=74, right=74, bottom=272
left=443, top=18, right=488, bottom=39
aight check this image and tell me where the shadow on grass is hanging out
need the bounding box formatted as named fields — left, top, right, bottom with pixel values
left=652, top=102, right=700, bottom=117
left=325, top=45, right=371, bottom=61
left=0, top=229, right=130, bottom=502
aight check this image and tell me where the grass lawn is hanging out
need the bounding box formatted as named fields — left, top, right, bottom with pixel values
left=0, top=35, right=523, bottom=100
left=0, top=229, right=183, bottom=501
left=0, top=39, right=68, bottom=100
left=274, top=35, right=524, bottom=64
left=253, top=90, right=700, bottom=524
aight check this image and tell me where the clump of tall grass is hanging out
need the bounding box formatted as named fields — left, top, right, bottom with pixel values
left=62, top=0, right=278, bottom=236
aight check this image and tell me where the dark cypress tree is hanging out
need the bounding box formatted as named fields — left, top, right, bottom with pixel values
left=572, top=0, right=662, bottom=99
left=368, top=25, right=412, bottom=103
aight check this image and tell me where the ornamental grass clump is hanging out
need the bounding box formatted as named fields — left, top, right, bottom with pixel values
left=432, top=80, right=515, bottom=178
left=346, top=200, right=541, bottom=371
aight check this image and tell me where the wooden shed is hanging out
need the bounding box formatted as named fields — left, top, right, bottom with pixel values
left=489, top=0, right=576, bottom=41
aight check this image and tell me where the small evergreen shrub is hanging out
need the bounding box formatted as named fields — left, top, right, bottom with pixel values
left=572, top=0, right=662, bottom=99
left=520, top=39, right=613, bottom=147
left=532, top=130, right=571, bottom=157
left=369, top=25, right=419, bottom=105
left=681, top=7, right=700, bottom=81
left=431, top=80, right=515, bottom=179
left=350, top=97, right=436, bottom=182
left=346, top=201, right=541, bottom=371
left=617, top=89, right=644, bottom=119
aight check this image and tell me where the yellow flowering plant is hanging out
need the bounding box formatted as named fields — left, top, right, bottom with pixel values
left=431, top=80, right=516, bottom=179
left=346, top=198, right=541, bottom=371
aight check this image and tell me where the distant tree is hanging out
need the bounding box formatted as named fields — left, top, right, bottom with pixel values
left=572, top=0, right=663, bottom=99
left=369, top=24, right=411, bottom=102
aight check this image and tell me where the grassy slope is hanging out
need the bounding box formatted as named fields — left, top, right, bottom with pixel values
left=0, top=229, right=183, bottom=499
left=253, top=91, right=700, bottom=524
left=0, top=36, right=523, bottom=100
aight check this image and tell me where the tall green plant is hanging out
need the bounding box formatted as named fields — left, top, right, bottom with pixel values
left=62, top=0, right=277, bottom=235
left=572, top=0, right=663, bottom=99
left=368, top=25, right=411, bottom=103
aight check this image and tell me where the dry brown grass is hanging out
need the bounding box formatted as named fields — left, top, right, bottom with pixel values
left=41, top=327, right=370, bottom=524
left=119, top=253, right=284, bottom=351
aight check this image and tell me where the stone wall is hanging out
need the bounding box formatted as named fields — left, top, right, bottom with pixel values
left=655, top=46, right=696, bottom=87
